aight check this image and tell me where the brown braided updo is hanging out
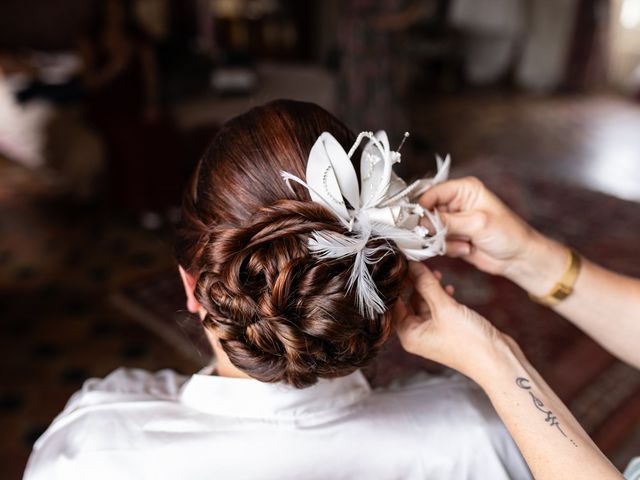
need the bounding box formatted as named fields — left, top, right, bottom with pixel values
left=175, top=100, right=407, bottom=388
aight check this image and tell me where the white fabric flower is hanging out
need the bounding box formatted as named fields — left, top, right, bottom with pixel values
left=282, top=130, right=450, bottom=317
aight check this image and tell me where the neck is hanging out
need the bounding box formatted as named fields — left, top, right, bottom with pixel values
left=202, top=318, right=251, bottom=380
left=212, top=342, right=251, bottom=379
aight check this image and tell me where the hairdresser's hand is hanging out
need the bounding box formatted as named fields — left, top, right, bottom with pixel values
left=419, top=177, right=568, bottom=297
left=395, top=262, right=506, bottom=384
left=398, top=262, right=624, bottom=480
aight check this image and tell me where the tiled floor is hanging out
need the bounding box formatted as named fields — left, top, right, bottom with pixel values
left=1, top=90, right=640, bottom=478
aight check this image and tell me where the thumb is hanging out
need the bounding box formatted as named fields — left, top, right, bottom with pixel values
left=408, top=262, right=453, bottom=313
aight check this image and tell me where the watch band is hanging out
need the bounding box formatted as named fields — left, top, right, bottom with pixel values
left=529, top=248, right=582, bottom=307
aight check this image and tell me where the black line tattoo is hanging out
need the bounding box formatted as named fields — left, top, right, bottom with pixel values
left=515, top=377, right=578, bottom=447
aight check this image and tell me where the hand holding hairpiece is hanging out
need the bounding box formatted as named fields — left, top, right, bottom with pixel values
left=281, top=130, right=450, bottom=317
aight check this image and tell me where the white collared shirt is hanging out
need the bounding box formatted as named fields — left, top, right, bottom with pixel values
left=24, top=367, right=531, bottom=480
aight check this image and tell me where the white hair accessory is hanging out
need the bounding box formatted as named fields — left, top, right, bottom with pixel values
left=281, top=130, right=450, bottom=317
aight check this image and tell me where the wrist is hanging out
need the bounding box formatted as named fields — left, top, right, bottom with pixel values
left=472, top=334, right=528, bottom=392
left=506, top=232, right=568, bottom=298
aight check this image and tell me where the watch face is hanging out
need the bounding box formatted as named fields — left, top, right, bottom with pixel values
left=530, top=250, right=581, bottom=307
left=554, top=285, right=572, bottom=300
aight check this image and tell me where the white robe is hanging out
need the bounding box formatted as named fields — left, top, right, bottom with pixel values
left=24, top=367, right=531, bottom=479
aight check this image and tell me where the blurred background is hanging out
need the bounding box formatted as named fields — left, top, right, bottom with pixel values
left=1, top=0, right=640, bottom=477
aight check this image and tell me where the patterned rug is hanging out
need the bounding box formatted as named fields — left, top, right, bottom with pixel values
left=112, top=157, right=640, bottom=470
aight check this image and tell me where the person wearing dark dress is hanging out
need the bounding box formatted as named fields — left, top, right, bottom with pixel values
left=337, top=0, right=434, bottom=139
left=81, top=0, right=182, bottom=227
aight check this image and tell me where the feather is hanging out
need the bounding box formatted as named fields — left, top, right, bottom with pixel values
left=370, top=209, right=447, bottom=260
left=433, top=154, right=451, bottom=185
left=350, top=249, right=386, bottom=317
left=423, top=208, right=446, bottom=234
left=401, top=245, right=444, bottom=261
left=308, top=213, right=389, bottom=317
left=370, top=221, right=425, bottom=246
left=308, top=230, right=367, bottom=259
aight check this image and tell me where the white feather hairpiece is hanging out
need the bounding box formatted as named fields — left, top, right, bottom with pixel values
left=281, top=130, right=450, bottom=318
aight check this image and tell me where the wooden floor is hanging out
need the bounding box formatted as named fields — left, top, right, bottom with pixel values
left=408, top=92, right=640, bottom=202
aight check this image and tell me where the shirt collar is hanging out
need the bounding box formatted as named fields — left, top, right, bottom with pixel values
left=179, top=367, right=371, bottom=423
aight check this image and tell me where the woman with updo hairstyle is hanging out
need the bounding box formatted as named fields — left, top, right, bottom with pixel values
left=24, top=100, right=531, bottom=480
left=175, top=99, right=405, bottom=388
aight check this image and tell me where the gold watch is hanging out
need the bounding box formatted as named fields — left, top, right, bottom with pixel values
left=529, top=248, right=581, bottom=307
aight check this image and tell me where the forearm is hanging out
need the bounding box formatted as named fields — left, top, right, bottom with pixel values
left=476, top=339, right=621, bottom=479
left=508, top=233, right=640, bottom=369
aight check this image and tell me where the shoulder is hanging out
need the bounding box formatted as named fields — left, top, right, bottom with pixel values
left=372, top=370, right=492, bottom=416
left=58, top=367, right=187, bottom=414
left=377, top=371, right=511, bottom=439
left=367, top=372, right=531, bottom=478
left=75, top=366, right=186, bottom=396
left=23, top=368, right=189, bottom=480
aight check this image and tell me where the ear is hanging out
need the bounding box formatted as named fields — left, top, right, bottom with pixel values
left=178, top=265, right=201, bottom=314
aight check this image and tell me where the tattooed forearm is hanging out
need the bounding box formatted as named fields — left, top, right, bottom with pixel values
left=515, top=377, right=578, bottom=447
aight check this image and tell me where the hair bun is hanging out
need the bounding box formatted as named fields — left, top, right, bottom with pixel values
left=195, top=199, right=407, bottom=388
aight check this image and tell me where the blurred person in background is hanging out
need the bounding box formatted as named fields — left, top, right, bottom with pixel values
left=0, top=56, right=51, bottom=170
left=0, top=50, right=104, bottom=201
left=81, top=0, right=182, bottom=228
left=337, top=0, right=437, bottom=139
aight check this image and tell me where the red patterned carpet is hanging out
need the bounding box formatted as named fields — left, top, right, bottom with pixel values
left=113, top=156, right=640, bottom=469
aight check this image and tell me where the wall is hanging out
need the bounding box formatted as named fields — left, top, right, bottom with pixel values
left=609, top=0, right=640, bottom=89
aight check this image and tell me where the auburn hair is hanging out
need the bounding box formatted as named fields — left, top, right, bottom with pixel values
left=175, top=99, right=407, bottom=388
